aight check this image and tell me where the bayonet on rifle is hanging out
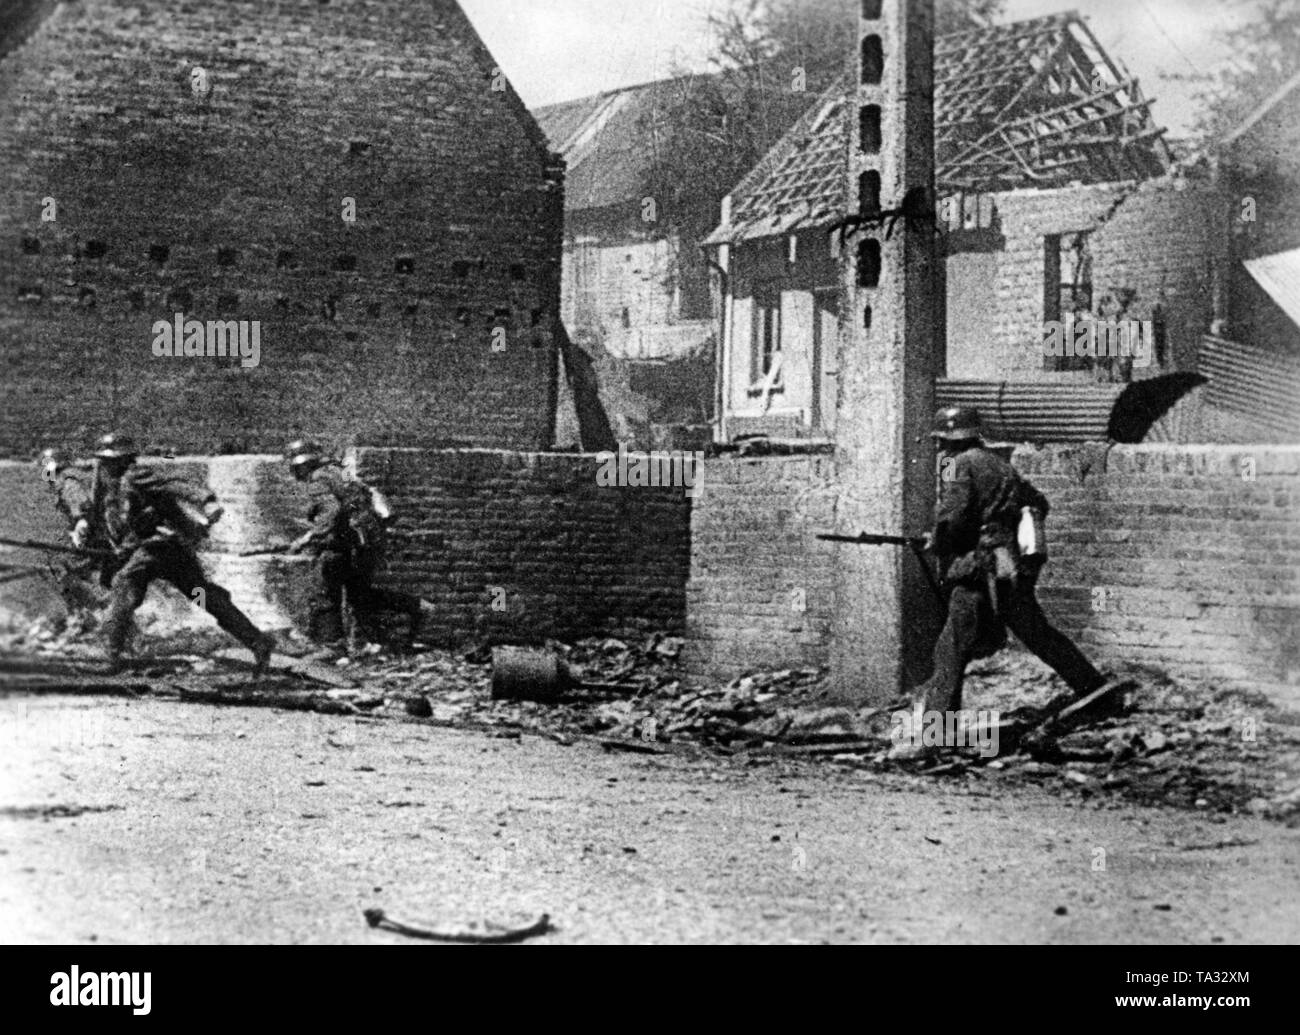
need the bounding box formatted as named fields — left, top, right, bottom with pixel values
left=817, top=531, right=944, bottom=603
left=0, top=536, right=114, bottom=560
left=816, top=532, right=927, bottom=549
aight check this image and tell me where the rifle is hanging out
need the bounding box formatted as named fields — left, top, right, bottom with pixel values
left=816, top=531, right=945, bottom=604
left=0, top=566, right=48, bottom=587
left=0, top=536, right=115, bottom=560
left=817, top=532, right=927, bottom=549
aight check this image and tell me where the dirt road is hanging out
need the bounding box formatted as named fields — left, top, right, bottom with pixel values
left=1, top=695, right=1297, bottom=944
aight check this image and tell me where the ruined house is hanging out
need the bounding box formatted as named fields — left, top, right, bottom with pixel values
left=685, top=7, right=1300, bottom=708
left=0, top=0, right=565, bottom=459
left=535, top=73, right=823, bottom=452
left=535, top=75, right=723, bottom=451
left=702, top=12, right=1223, bottom=445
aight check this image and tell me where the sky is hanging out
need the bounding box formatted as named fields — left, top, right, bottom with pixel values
left=458, top=0, right=1259, bottom=137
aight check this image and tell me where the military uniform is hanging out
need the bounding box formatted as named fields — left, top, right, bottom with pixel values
left=921, top=431, right=1107, bottom=715
left=49, top=464, right=93, bottom=531
left=39, top=456, right=113, bottom=616
left=297, top=461, right=420, bottom=648
left=91, top=444, right=269, bottom=667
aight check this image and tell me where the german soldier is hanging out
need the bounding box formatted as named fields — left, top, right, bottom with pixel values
left=283, top=441, right=422, bottom=653
left=38, top=448, right=114, bottom=622
left=917, top=407, right=1121, bottom=721
left=90, top=433, right=274, bottom=675
left=40, top=448, right=93, bottom=542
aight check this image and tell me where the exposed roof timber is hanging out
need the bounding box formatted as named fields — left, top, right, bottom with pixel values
left=711, top=12, right=1170, bottom=244
left=953, top=84, right=1158, bottom=146
left=936, top=12, right=1077, bottom=53
left=1002, top=87, right=1157, bottom=138
left=1069, top=15, right=1126, bottom=88
left=933, top=13, right=1169, bottom=187
left=996, top=35, right=1077, bottom=117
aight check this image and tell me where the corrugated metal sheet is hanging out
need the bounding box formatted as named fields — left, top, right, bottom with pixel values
left=936, top=381, right=1123, bottom=443
left=1199, top=335, right=1300, bottom=437
left=1243, top=248, right=1300, bottom=332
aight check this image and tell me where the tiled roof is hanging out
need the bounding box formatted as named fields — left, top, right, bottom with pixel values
left=709, top=12, right=1172, bottom=245
left=534, top=73, right=722, bottom=214
left=710, top=85, right=848, bottom=244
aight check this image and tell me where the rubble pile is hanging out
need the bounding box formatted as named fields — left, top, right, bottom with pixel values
left=285, top=637, right=1300, bottom=824
left=2, top=625, right=1297, bottom=824
left=935, top=653, right=1300, bottom=820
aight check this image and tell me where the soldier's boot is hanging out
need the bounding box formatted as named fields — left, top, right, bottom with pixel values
left=886, top=705, right=944, bottom=764
left=251, top=633, right=276, bottom=679
left=1023, top=677, right=1138, bottom=756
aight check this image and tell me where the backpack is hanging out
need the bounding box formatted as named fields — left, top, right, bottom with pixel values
left=337, top=476, right=393, bottom=555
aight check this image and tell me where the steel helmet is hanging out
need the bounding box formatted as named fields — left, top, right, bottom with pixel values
left=285, top=440, right=323, bottom=471
left=38, top=448, right=70, bottom=483
left=931, top=407, right=983, bottom=442
left=38, top=447, right=70, bottom=469
left=93, top=433, right=139, bottom=460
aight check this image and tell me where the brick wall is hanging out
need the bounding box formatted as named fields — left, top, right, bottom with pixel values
left=0, top=449, right=691, bottom=646
left=1090, top=176, right=1223, bottom=374
left=0, top=0, right=563, bottom=459
left=354, top=448, right=690, bottom=643
left=684, top=454, right=838, bottom=679
left=685, top=446, right=1300, bottom=712
left=946, top=177, right=1222, bottom=380
left=1017, top=444, right=1300, bottom=710
left=561, top=232, right=713, bottom=363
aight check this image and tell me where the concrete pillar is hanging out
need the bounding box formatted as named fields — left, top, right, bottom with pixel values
left=829, top=0, right=940, bottom=704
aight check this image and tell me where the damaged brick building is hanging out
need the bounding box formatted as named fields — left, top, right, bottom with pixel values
left=687, top=10, right=1300, bottom=710
left=704, top=12, right=1189, bottom=443
left=535, top=71, right=827, bottom=453
left=0, top=0, right=565, bottom=457
left=0, top=1, right=1296, bottom=717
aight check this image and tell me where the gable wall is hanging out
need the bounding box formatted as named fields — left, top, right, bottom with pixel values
left=0, top=0, right=563, bottom=458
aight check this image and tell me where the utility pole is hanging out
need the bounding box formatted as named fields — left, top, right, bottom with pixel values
left=829, top=0, right=940, bottom=704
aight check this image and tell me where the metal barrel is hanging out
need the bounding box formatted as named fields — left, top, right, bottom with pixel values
left=490, top=646, right=571, bottom=702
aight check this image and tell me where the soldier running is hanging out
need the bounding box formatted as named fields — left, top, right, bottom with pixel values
left=283, top=441, right=422, bottom=653
left=40, top=448, right=94, bottom=544
left=89, top=433, right=274, bottom=675
left=915, top=407, right=1125, bottom=724
left=37, top=447, right=115, bottom=622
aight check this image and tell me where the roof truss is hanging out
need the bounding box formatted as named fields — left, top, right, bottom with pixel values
left=936, top=12, right=1170, bottom=190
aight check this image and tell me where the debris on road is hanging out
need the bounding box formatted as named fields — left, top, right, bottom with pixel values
left=600, top=738, right=667, bottom=756
left=363, top=908, right=553, bottom=944
left=3, top=626, right=1297, bottom=824
left=213, top=647, right=360, bottom=689
left=1176, top=838, right=1259, bottom=852
left=170, top=678, right=361, bottom=716
left=0, top=804, right=123, bottom=821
